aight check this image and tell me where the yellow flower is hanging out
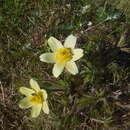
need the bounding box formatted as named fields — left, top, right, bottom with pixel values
left=19, top=79, right=49, bottom=118
left=40, top=34, right=84, bottom=77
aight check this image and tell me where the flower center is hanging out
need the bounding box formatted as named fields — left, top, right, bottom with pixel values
left=55, top=48, right=73, bottom=63
left=30, top=92, right=44, bottom=104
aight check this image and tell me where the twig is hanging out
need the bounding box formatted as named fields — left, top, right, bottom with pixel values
left=116, top=102, right=130, bottom=109
left=0, top=81, right=5, bottom=106
left=90, top=118, right=104, bottom=124
left=80, top=112, right=104, bottom=124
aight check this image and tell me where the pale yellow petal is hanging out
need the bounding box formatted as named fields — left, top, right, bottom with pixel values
left=64, top=34, right=77, bottom=49
left=19, top=87, right=34, bottom=96
left=39, top=53, right=55, bottom=63
left=65, top=61, right=78, bottom=75
left=42, top=101, right=49, bottom=114
left=52, top=63, right=65, bottom=78
left=72, top=49, right=84, bottom=61
left=19, top=97, right=32, bottom=109
left=41, top=89, right=47, bottom=100
left=48, top=37, right=63, bottom=52
left=31, top=104, right=42, bottom=118
left=30, top=79, right=40, bottom=92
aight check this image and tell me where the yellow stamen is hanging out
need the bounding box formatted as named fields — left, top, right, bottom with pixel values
left=30, top=92, right=44, bottom=104
left=55, top=48, right=73, bottom=63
